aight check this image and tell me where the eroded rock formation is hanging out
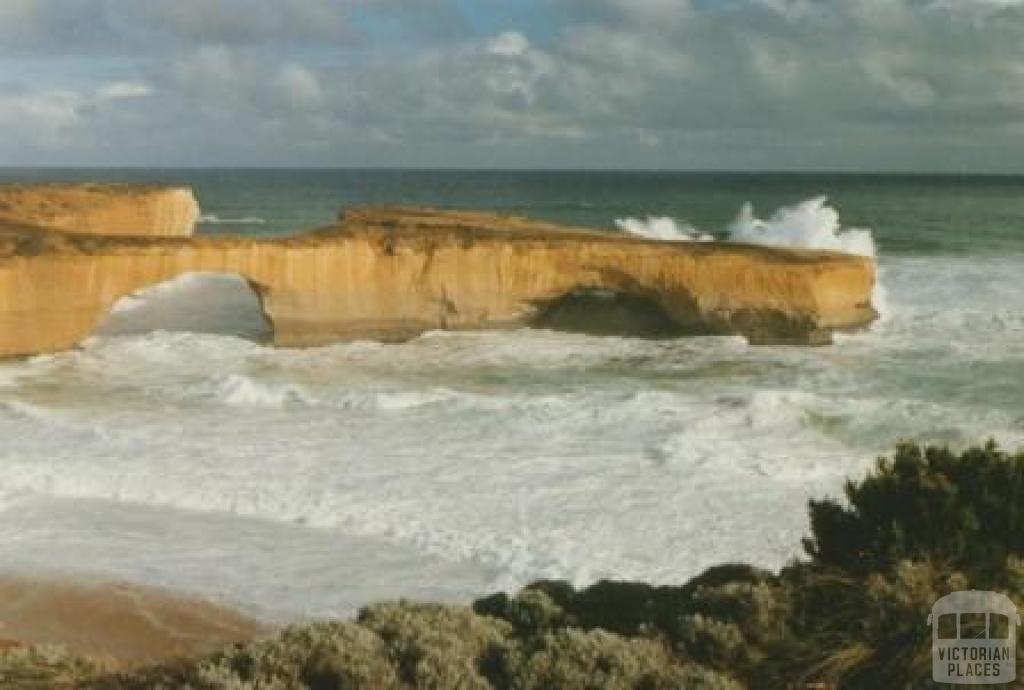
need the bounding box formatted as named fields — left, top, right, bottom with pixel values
left=0, top=184, right=199, bottom=237
left=0, top=200, right=877, bottom=358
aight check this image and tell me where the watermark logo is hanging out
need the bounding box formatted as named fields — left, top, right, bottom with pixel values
left=930, top=590, right=1019, bottom=684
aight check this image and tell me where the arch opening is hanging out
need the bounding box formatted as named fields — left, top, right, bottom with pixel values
left=530, top=288, right=690, bottom=339
left=96, top=272, right=272, bottom=342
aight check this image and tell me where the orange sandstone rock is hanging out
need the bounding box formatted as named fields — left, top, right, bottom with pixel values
left=0, top=204, right=877, bottom=357
left=0, top=184, right=199, bottom=237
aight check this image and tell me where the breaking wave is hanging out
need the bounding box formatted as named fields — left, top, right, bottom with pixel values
left=211, top=374, right=315, bottom=409
left=617, top=196, right=876, bottom=258
left=614, top=217, right=713, bottom=242
left=727, top=196, right=876, bottom=258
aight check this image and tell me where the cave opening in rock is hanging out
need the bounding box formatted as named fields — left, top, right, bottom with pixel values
left=96, top=272, right=272, bottom=342
left=530, top=289, right=688, bottom=338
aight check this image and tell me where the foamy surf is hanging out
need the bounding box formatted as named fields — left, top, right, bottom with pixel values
left=2, top=248, right=1023, bottom=615
left=614, top=216, right=713, bottom=242
left=1, top=172, right=1022, bottom=619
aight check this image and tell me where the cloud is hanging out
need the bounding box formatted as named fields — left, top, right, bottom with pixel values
left=276, top=65, right=323, bottom=109
left=487, top=31, right=530, bottom=59
left=3, top=0, right=1024, bottom=170
left=0, top=90, right=81, bottom=146
left=96, top=81, right=153, bottom=101
left=0, top=80, right=154, bottom=151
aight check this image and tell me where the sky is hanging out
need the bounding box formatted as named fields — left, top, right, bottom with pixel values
left=2, top=0, right=1024, bottom=171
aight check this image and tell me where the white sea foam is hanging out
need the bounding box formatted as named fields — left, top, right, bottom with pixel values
left=0, top=246, right=1021, bottom=616
left=727, top=196, right=876, bottom=257
left=199, top=214, right=267, bottom=225
left=614, top=216, right=714, bottom=242
left=212, top=374, right=316, bottom=408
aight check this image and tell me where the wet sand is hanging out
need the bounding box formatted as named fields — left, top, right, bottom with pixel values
left=0, top=573, right=270, bottom=666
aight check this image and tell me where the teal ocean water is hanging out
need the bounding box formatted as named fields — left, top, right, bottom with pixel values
left=3, top=169, right=1024, bottom=254
left=0, top=170, right=1022, bottom=620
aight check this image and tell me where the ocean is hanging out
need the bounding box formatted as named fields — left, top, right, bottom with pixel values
left=1, top=169, right=1022, bottom=621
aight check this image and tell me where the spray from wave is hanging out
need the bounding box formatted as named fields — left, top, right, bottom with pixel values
left=614, top=217, right=714, bottom=242
left=727, top=196, right=875, bottom=258
left=616, top=196, right=876, bottom=258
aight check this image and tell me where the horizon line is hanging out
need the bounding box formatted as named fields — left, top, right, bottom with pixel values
left=2, top=165, right=1024, bottom=178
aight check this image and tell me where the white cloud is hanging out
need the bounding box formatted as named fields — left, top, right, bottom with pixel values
left=0, top=79, right=159, bottom=151
left=487, top=31, right=530, bottom=58
left=276, top=65, right=323, bottom=108
left=0, top=90, right=81, bottom=142
left=749, top=43, right=802, bottom=92
left=97, top=81, right=154, bottom=101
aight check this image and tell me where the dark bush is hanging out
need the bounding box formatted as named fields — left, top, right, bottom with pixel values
left=804, top=441, right=1024, bottom=584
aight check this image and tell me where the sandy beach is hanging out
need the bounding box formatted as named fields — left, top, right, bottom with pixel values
left=0, top=573, right=269, bottom=667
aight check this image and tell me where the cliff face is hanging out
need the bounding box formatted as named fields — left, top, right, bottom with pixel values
left=0, top=203, right=877, bottom=358
left=0, top=184, right=199, bottom=237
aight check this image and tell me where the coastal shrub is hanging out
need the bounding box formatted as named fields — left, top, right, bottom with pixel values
left=804, top=441, right=1024, bottom=582
left=765, top=442, right=1024, bottom=689
left=474, top=565, right=774, bottom=642
left=357, top=601, right=507, bottom=690
left=0, top=645, right=103, bottom=690
left=474, top=565, right=780, bottom=675
left=473, top=585, right=572, bottom=636
left=755, top=561, right=961, bottom=689
left=298, top=626, right=401, bottom=690
left=509, top=628, right=732, bottom=690
left=76, top=601, right=725, bottom=690
left=76, top=621, right=404, bottom=690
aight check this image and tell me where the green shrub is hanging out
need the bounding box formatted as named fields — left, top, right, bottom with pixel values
left=805, top=441, right=1024, bottom=583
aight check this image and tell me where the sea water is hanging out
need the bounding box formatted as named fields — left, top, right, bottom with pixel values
left=0, top=170, right=1022, bottom=621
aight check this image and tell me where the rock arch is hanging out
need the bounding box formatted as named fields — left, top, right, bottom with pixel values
left=97, top=272, right=272, bottom=341
left=0, top=205, right=878, bottom=357
left=530, top=288, right=691, bottom=338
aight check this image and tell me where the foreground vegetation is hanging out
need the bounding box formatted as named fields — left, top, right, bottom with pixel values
left=4, top=442, right=1023, bottom=689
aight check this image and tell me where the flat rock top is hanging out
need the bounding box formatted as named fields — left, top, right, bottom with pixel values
left=0, top=183, right=184, bottom=195
left=0, top=184, right=192, bottom=215
left=0, top=574, right=269, bottom=667
left=326, top=206, right=866, bottom=264
left=0, top=204, right=869, bottom=269
left=0, top=183, right=199, bottom=239
left=340, top=206, right=608, bottom=238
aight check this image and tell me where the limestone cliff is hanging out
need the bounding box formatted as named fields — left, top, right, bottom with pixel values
left=0, top=184, right=199, bottom=237
left=0, top=204, right=877, bottom=357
